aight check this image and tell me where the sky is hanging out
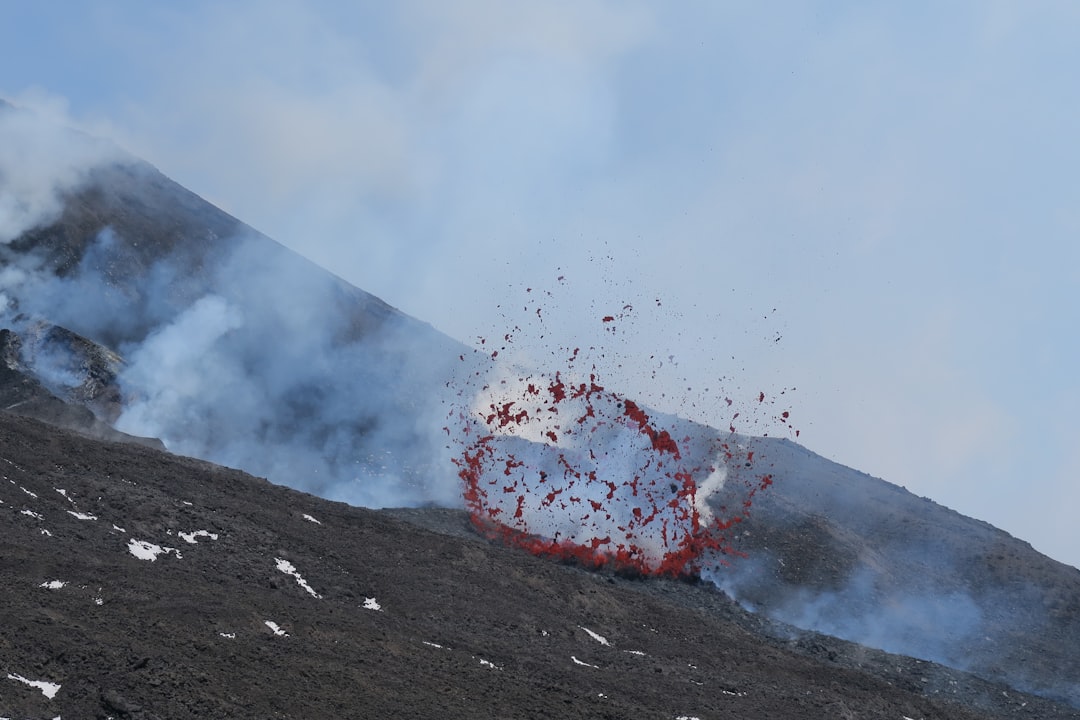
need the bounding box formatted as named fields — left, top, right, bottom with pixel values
left=2, top=1, right=1079, bottom=568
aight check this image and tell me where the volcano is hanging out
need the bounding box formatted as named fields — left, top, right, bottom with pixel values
left=2, top=100, right=1079, bottom=718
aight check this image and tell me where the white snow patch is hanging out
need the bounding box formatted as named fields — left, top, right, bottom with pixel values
left=219, top=632, right=236, bottom=639
left=6, top=673, right=60, bottom=699
left=302, top=513, right=322, bottom=524
left=19, top=486, right=37, bottom=498
left=624, top=649, right=646, bottom=656
left=20, top=509, right=43, bottom=520
left=422, top=641, right=445, bottom=649
left=264, top=621, right=288, bottom=637
left=580, top=626, right=610, bottom=646
left=54, top=488, right=74, bottom=503
left=478, top=658, right=502, bottom=670
left=66, top=511, right=97, bottom=520
left=675, top=716, right=701, bottom=720
left=39, top=580, right=66, bottom=590
left=274, top=558, right=322, bottom=599
left=94, top=598, right=103, bottom=606
left=112, top=524, right=126, bottom=533
left=40, top=528, right=52, bottom=537
left=362, top=597, right=382, bottom=611
left=182, top=501, right=193, bottom=506
left=179, top=530, right=218, bottom=544
left=571, top=656, right=600, bottom=668
left=127, top=539, right=182, bottom=561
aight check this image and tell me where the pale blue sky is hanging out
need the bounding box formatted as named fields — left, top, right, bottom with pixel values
left=3, top=1, right=1079, bottom=567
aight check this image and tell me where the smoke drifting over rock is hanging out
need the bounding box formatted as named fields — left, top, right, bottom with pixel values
left=3, top=100, right=1080, bottom=710
left=0, top=101, right=464, bottom=509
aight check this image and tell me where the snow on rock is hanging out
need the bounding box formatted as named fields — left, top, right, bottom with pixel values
left=39, top=580, right=66, bottom=590
left=302, top=513, right=322, bottom=524
left=264, top=621, right=288, bottom=637
left=624, top=649, right=646, bottom=656
left=178, top=529, right=218, bottom=544
left=580, top=626, right=610, bottom=646
left=66, top=511, right=97, bottom=520
left=219, top=632, right=236, bottom=639
left=362, top=597, right=382, bottom=611
left=19, top=486, right=37, bottom=498
left=127, top=539, right=182, bottom=561
left=274, top=558, right=322, bottom=599
left=571, top=656, right=600, bottom=669
left=478, top=658, right=502, bottom=670
left=422, top=641, right=446, bottom=649
left=6, top=672, right=61, bottom=699
left=54, top=488, right=74, bottom=503
left=20, top=509, right=43, bottom=520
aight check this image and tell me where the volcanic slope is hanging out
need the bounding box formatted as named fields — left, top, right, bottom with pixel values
left=0, top=100, right=465, bottom=508
left=3, top=100, right=1080, bottom=714
left=0, top=410, right=1070, bottom=720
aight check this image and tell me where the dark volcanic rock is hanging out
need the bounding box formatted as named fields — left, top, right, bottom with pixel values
left=4, top=411, right=1070, bottom=720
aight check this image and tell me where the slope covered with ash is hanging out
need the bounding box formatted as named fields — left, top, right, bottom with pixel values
left=2, top=100, right=1079, bottom=713
left=2, top=410, right=1074, bottom=720
left=711, top=437, right=1080, bottom=706
left=0, top=100, right=465, bottom=508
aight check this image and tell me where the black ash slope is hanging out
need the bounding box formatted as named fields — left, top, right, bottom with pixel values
left=3, top=411, right=1069, bottom=720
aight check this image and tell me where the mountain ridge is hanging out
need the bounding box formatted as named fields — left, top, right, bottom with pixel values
left=2, top=101, right=1078, bottom=715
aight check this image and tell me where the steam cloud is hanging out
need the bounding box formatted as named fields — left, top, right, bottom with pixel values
left=2, top=101, right=1077, bottom=709
left=0, top=97, right=125, bottom=245
left=0, top=100, right=464, bottom=507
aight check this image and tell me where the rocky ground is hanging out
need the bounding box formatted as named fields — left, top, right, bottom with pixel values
left=2, top=411, right=1077, bottom=720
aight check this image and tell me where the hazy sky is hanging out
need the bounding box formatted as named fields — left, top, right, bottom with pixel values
left=3, top=1, right=1079, bottom=568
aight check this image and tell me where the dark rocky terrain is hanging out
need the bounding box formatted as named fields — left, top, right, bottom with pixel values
left=1, top=410, right=1076, bottom=720
left=2, top=99, right=1080, bottom=718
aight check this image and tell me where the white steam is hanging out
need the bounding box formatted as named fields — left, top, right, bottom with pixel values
left=0, top=95, right=125, bottom=244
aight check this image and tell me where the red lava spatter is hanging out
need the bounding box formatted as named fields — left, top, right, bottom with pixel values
left=448, top=278, right=795, bottom=578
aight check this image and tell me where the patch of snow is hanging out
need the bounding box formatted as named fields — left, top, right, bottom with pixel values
left=179, top=529, right=218, bottom=544
left=675, top=716, right=701, bottom=720
left=219, top=632, right=236, bottom=639
left=6, top=673, right=60, bottom=699
left=40, top=528, right=52, bottom=537
left=580, top=626, right=610, bottom=646
left=182, top=501, right=193, bottom=506
left=19, top=486, right=37, bottom=498
left=571, top=656, right=600, bottom=669
left=127, top=539, right=182, bottom=561
left=478, top=658, right=502, bottom=670
left=264, top=621, right=288, bottom=637
left=20, top=509, right=43, bottom=520
left=302, top=513, right=322, bottom=524
left=624, top=649, right=646, bottom=656
left=274, top=558, right=322, bottom=599
left=362, top=597, right=382, bottom=611
left=40, top=580, right=66, bottom=590
left=422, top=641, right=445, bottom=649
left=94, top=598, right=103, bottom=606
left=66, top=511, right=97, bottom=520
left=55, top=488, right=73, bottom=503
left=112, top=524, right=126, bottom=533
